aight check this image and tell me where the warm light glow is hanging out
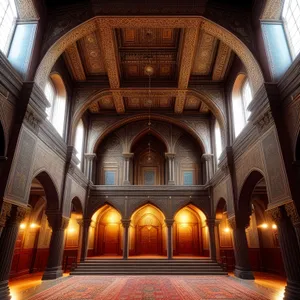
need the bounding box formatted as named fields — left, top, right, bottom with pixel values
left=260, top=223, right=269, bottom=229
left=180, top=223, right=188, bottom=228
left=30, top=223, right=38, bottom=229
left=223, top=227, right=230, bottom=233
left=272, top=224, right=277, bottom=230
left=10, top=289, right=18, bottom=300
left=68, top=227, right=75, bottom=234
left=179, top=213, right=189, bottom=223
left=108, top=212, right=119, bottom=223
left=20, top=223, right=26, bottom=229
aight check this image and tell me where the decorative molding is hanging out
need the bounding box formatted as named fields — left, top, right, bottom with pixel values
left=266, top=206, right=282, bottom=224
left=64, top=43, right=86, bottom=81
left=254, top=110, right=273, bottom=133
left=212, top=41, right=232, bottom=81
left=0, top=202, right=12, bottom=227
left=261, top=0, right=284, bottom=20
left=174, top=91, right=187, bottom=114
left=112, top=91, right=125, bottom=114
left=15, top=0, right=39, bottom=20
left=285, top=202, right=300, bottom=225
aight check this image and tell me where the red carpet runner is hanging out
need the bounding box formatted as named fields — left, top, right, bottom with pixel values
left=29, top=275, right=269, bottom=299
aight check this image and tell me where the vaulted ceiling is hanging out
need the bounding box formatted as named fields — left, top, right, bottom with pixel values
left=63, top=19, right=234, bottom=115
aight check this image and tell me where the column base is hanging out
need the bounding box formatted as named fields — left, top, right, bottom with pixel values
left=42, top=266, right=63, bottom=280
left=284, top=280, right=300, bottom=300
left=0, top=280, right=10, bottom=300
left=123, top=180, right=131, bottom=186
left=234, top=267, right=254, bottom=280
left=167, top=181, right=175, bottom=185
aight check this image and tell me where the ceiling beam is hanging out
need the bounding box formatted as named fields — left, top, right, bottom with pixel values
left=175, top=27, right=200, bottom=113
left=64, top=43, right=86, bottom=81
left=212, top=42, right=232, bottom=81
left=97, top=25, right=125, bottom=113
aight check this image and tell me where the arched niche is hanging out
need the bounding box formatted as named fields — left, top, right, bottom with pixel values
left=174, top=204, right=207, bottom=257
left=130, top=204, right=166, bottom=256
left=131, top=132, right=167, bottom=185
left=90, top=204, right=123, bottom=257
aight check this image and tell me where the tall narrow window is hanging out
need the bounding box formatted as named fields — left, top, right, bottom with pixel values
left=215, top=121, right=222, bottom=161
left=44, top=74, right=67, bottom=137
left=75, top=119, right=84, bottom=168
left=0, top=0, right=18, bottom=54
left=282, top=0, right=300, bottom=59
left=232, top=75, right=252, bottom=138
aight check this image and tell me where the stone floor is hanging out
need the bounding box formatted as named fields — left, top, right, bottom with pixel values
left=8, top=272, right=286, bottom=300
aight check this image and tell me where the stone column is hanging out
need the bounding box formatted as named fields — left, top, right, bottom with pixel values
left=285, top=202, right=300, bottom=248
left=215, top=219, right=221, bottom=263
left=268, top=205, right=300, bottom=299
left=122, top=153, right=134, bottom=185
left=201, top=154, right=214, bottom=184
left=228, top=217, right=254, bottom=279
left=0, top=205, right=27, bottom=300
left=42, top=215, right=69, bottom=280
left=0, top=203, right=12, bottom=238
left=84, top=153, right=97, bottom=182
left=165, top=219, right=174, bottom=259
left=80, top=218, right=91, bottom=262
left=122, top=219, right=131, bottom=259
left=206, top=219, right=217, bottom=261
left=165, top=153, right=175, bottom=185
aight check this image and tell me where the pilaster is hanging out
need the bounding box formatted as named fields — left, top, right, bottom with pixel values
left=121, top=219, right=131, bottom=259
left=165, top=153, right=175, bottom=185
left=80, top=218, right=92, bottom=262
left=122, top=153, right=133, bottom=185
left=165, top=219, right=174, bottom=259
left=201, top=154, right=214, bottom=184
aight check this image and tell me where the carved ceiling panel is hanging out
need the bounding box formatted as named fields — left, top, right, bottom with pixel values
left=125, top=97, right=175, bottom=110
left=185, top=95, right=201, bottom=110
left=78, top=32, right=106, bottom=75
left=89, top=96, right=115, bottom=113
left=192, top=31, right=218, bottom=76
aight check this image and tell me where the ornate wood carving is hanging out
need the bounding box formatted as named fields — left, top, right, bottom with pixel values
left=212, top=42, right=232, bottom=81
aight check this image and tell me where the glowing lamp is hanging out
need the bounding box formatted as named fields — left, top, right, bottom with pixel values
left=144, top=65, right=154, bottom=76
left=272, top=224, right=277, bottom=230
left=261, top=223, right=268, bottom=229
left=20, top=223, right=26, bottom=229
left=223, top=227, right=230, bottom=233
left=30, top=223, right=37, bottom=229
left=68, top=228, right=75, bottom=234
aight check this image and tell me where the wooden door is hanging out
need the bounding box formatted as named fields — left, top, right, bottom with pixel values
left=177, top=225, right=194, bottom=255
left=103, top=224, right=119, bottom=255
left=140, top=226, right=158, bottom=254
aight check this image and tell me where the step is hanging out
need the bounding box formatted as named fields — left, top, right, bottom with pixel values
left=71, top=271, right=228, bottom=275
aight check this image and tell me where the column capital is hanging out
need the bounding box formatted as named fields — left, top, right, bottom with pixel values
left=122, top=152, right=134, bottom=159
left=47, top=214, right=69, bottom=230
left=201, top=153, right=214, bottom=162
left=165, top=153, right=176, bottom=159
left=206, top=219, right=216, bottom=227
left=285, top=202, right=300, bottom=226
left=266, top=206, right=282, bottom=224
left=84, top=153, right=97, bottom=161
left=0, top=202, right=12, bottom=227
left=165, top=219, right=175, bottom=227
left=121, top=219, right=131, bottom=228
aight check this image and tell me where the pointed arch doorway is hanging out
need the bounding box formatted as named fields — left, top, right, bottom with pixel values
left=130, top=204, right=166, bottom=257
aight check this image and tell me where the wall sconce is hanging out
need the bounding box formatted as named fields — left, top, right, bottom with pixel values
left=20, top=223, right=26, bottom=229
left=68, top=227, right=75, bottom=234
left=272, top=224, right=277, bottom=230
left=223, top=227, right=230, bottom=233
left=30, top=223, right=38, bottom=229
left=260, top=223, right=269, bottom=229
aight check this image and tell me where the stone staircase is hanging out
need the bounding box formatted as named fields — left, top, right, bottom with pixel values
left=70, top=258, right=227, bottom=275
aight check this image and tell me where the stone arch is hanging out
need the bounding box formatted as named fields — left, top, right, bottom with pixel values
left=92, top=114, right=207, bottom=155
left=71, top=196, right=83, bottom=215
left=34, top=17, right=264, bottom=98
left=172, top=201, right=209, bottom=220
left=129, top=127, right=170, bottom=153
left=31, top=171, right=60, bottom=212
left=237, top=170, right=266, bottom=219
left=128, top=201, right=167, bottom=221
left=215, top=198, right=227, bottom=220
left=90, top=201, right=124, bottom=220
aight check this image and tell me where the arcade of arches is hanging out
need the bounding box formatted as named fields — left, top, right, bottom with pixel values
left=1, top=0, right=300, bottom=299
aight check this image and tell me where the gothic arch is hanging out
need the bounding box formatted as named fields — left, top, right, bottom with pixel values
left=215, top=198, right=227, bottom=219
left=31, top=171, right=60, bottom=211
left=172, top=201, right=209, bottom=220
left=237, top=170, right=267, bottom=219
left=34, top=17, right=264, bottom=97
left=71, top=196, right=83, bottom=215
left=129, top=127, right=170, bottom=154
left=128, top=202, right=167, bottom=220
left=92, top=114, right=207, bottom=154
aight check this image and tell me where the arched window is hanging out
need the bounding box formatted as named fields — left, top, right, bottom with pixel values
left=282, top=0, right=300, bottom=59
left=0, top=0, right=18, bottom=54
left=44, top=74, right=67, bottom=137
left=215, top=121, right=222, bottom=162
left=232, top=75, right=253, bottom=138
left=75, top=119, right=84, bottom=168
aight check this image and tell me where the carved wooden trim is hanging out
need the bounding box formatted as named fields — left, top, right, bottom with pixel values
left=285, top=202, right=300, bottom=225
left=0, top=202, right=12, bottom=227
left=212, top=42, right=232, bottom=81
left=64, top=44, right=86, bottom=81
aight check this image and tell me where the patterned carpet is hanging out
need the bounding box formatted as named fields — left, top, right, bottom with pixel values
left=28, top=275, right=269, bottom=300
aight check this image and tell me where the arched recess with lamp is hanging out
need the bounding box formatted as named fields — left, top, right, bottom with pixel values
left=237, top=171, right=285, bottom=276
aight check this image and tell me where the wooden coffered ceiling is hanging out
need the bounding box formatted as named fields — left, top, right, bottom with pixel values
left=63, top=17, right=233, bottom=114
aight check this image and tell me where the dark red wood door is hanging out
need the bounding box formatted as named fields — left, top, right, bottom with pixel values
left=140, top=226, right=158, bottom=254
left=103, top=224, right=119, bottom=255
left=177, top=225, right=194, bottom=255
